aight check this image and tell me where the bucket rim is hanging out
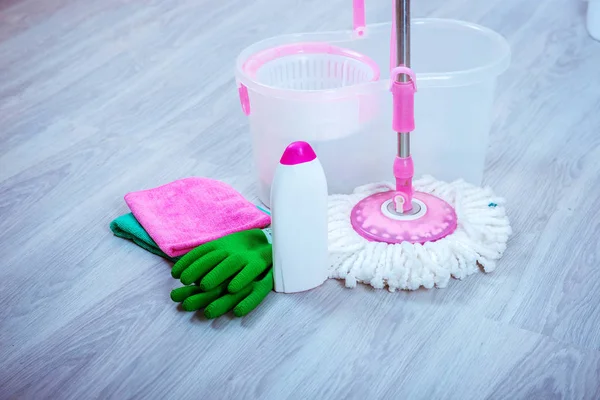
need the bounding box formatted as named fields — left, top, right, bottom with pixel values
left=235, top=17, right=511, bottom=98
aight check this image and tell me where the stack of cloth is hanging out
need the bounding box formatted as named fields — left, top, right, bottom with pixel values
left=110, top=177, right=273, bottom=319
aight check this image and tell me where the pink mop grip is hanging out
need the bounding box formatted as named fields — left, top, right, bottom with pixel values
left=390, top=66, right=417, bottom=133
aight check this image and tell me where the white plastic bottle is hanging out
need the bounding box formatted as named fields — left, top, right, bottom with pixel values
left=270, top=141, right=329, bottom=293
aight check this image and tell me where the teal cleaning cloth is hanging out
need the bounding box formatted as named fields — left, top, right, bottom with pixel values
left=110, top=213, right=179, bottom=262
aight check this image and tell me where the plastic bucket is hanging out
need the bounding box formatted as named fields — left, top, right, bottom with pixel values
left=235, top=17, right=510, bottom=206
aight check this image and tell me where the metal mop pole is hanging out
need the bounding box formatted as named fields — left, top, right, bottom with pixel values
left=389, top=0, right=416, bottom=214
left=396, top=0, right=410, bottom=158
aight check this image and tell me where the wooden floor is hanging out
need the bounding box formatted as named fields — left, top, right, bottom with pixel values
left=1, top=0, right=600, bottom=398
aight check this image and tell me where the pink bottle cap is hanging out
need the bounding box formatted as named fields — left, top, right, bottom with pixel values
left=280, top=141, right=317, bottom=165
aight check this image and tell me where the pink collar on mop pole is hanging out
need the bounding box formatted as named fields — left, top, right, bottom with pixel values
left=389, top=66, right=417, bottom=91
left=280, top=141, right=317, bottom=165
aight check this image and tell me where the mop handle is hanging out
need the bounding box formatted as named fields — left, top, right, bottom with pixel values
left=394, top=0, right=411, bottom=158
left=391, top=0, right=416, bottom=212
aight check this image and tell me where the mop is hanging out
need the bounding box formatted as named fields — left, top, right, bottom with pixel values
left=327, top=0, right=512, bottom=291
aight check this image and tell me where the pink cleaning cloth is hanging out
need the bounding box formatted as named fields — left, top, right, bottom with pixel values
left=124, top=177, right=271, bottom=258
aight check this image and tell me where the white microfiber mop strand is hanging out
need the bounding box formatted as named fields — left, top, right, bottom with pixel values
left=326, top=175, right=512, bottom=291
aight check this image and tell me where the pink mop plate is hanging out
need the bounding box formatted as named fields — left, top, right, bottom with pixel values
left=350, top=190, right=457, bottom=244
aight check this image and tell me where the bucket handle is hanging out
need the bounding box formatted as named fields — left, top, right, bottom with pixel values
left=353, top=0, right=366, bottom=36
left=238, top=0, right=368, bottom=117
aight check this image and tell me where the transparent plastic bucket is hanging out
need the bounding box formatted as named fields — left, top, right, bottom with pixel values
left=235, top=18, right=511, bottom=206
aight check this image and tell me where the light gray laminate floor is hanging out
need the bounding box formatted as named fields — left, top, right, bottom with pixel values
left=1, top=0, right=599, bottom=398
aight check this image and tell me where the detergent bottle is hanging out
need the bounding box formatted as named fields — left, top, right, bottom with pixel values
left=270, top=141, right=329, bottom=293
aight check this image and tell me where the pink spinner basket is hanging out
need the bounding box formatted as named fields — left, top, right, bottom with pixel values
left=239, top=0, right=378, bottom=99
left=242, top=42, right=380, bottom=93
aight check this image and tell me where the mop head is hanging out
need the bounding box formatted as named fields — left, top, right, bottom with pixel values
left=327, top=175, right=512, bottom=291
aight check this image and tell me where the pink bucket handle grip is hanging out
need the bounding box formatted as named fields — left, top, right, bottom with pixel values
left=238, top=83, right=250, bottom=116
left=390, top=66, right=416, bottom=133
left=353, top=0, right=366, bottom=36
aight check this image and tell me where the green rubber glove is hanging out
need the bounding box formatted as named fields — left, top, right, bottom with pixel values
left=171, top=228, right=273, bottom=293
left=170, top=268, right=273, bottom=318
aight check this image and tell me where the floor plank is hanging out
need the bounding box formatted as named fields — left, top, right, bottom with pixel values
left=2, top=0, right=600, bottom=398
